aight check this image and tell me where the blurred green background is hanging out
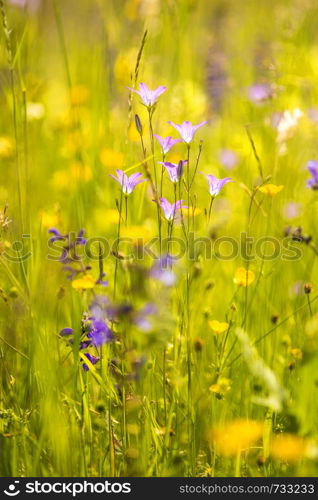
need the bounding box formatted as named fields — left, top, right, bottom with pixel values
left=1, top=0, right=318, bottom=477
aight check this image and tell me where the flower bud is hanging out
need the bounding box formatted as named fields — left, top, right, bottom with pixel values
left=135, top=114, right=143, bottom=135
left=304, top=282, right=313, bottom=294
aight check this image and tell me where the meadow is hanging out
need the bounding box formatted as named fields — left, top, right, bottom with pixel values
left=1, top=0, right=318, bottom=478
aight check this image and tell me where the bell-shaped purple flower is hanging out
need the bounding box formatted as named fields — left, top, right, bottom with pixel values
left=168, top=120, right=208, bottom=143
left=110, top=169, right=146, bottom=195
left=81, top=353, right=100, bottom=372
left=127, top=82, right=167, bottom=107
left=150, top=254, right=176, bottom=286
left=134, top=303, right=157, bottom=332
left=156, top=197, right=187, bottom=221
left=248, top=83, right=274, bottom=103
left=48, top=228, right=67, bottom=243
left=219, top=149, right=238, bottom=170
left=157, top=160, right=187, bottom=183
left=307, top=161, right=318, bottom=190
left=201, top=173, right=232, bottom=196
left=87, top=319, right=113, bottom=346
left=59, top=327, right=74, bottom=337
left=154, top=135, right=182, bottom=154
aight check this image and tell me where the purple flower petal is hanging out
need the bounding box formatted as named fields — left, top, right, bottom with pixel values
left=59, top=327, right=74, bottom=336
left=157, top=161, right=187, bottom=183
left=127, top=83, right=166, bottom=107
left=154, top=135, right=182, bottom=154
left=156, top=197, right=187, bottom=221
left=168, top=120, right=207, bottom=143
left=201, top=173, right=232, bottom=196
left=248, top=83, right=274, bottom=103
left=306, top=161, right=318, bottom=189
left=110, top=169, right=146, bottom=194
left=81, top=353, right=100, bottom=371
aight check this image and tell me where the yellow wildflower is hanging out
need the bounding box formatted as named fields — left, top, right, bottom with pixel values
left=100, top=148, right=124, bottom=169
left=70, top=85, right=90, bottom=106
left=233, top=267, right=255, bottom=286
left=39, top=211, right=60, bottom=228
left=0, top=136, right=13, bottom=158
left=258, top=184, right=284, bottom=196
left=182, top=207, right=202, bottom=217
left=291, top=348, right=303, bottom=361
left=209, top=320, right=229, bottom=334
left=209, top=419, right=263, bottom=456
left=121, top=225, right=155, bottom=244
left=209, top=377, right=232, bottom=395
left=271, top=434, right=306, bottom=462
left=72, top=275, right=96, bottom=290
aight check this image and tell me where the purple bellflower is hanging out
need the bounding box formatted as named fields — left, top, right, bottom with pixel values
left=110, top=169, right=146, bottom=195
left=59, top=327, right=74, bottom=337
left=307, top=161, right=318, bottom=190
left=87, top=319, right=113, bottom=346
left=48, top=228, right=87, bottom=263
left=157, top=160, right=187, bottom=183
left=81, top=353, right=100, bottom=372
left=127, top=82, right=167, bottom=107
left=168, top=120, right=208, bottom=143
left=59, top=309, right=113, bottom=371
left=150, top=254, right=176, bottom=286
left=156, top=197, right=187, bottom=221
left=134, top=303, right=157, bottom=332
left=248, top=83, right=274, bottom=103
left=219, top=149, right=238, bottom=170
left=154, top=135, right=182, bottom=154
left=200, top=173, right=232, bottom=196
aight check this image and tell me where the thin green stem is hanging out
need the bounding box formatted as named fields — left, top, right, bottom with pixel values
left=113, top=190, right=124, bottom=300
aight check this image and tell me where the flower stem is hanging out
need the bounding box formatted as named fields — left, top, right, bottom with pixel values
left=189, top=140, right=203, bottom=190
left=208, top=196, right=214, bottom=223
left=307, top=294, right=313, bottom=317
left=186, top=144, right=191, bottom=234
left=113, top=190, right=124, bottom=300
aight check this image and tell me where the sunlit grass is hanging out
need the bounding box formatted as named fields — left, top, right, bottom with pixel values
left=1, top=0, right=318, bottom=478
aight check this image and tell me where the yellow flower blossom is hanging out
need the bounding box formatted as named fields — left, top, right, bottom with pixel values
left=70, top=85, right=90, bottom=106
left=209, top=377, right=232, bottom=395
left=270, top=434, right=306, bottom=462
left=182, top=207, right=202, bottom=217
left=0, top=136, right=13, bottom=158
left=95, top=209, right=120, bottom=227
left=208, top=419, right=263, bottom=456
left=233, top=267, right=255, bottom=286
left=121, top=225, right=155, bottom=244
left=290, top=348, right=302, bottom=361
left=258, top=184, right=284, bottom=196
left=209, top=320, right=229, bottom=334
left=39, top=211, right=60, bottom=228
left=100, top=148, right=124, bottom=169
left=72, top=275, right=96, bottom=290
left=51, top=163, right=92, bottom=189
